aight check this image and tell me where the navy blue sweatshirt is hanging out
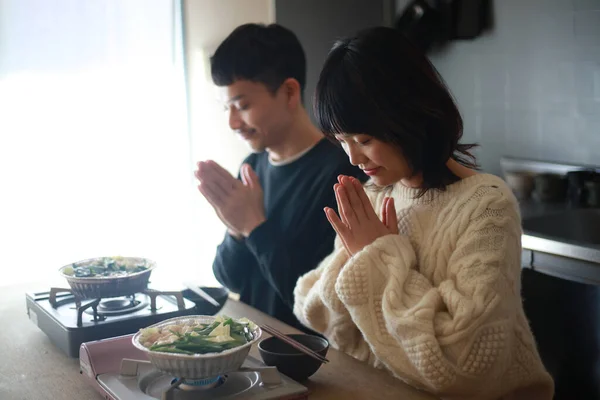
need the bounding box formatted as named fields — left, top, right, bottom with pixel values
left=212, top=139, right=366, bottom=331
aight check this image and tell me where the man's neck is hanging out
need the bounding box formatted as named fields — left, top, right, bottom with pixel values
left=266, top=108, right=324, bottom=163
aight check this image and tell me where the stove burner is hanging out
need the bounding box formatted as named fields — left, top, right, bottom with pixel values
left=139, top=369, right=259, bottom=399
left=100, top=298, right=133, bottom=311
left=173, top=376, right=226, bottom=391
left=89, top=354, right=308, bottom=400
left=40, top=287, right=191, bottom=330
left=82, top=296, right=149, bottom=316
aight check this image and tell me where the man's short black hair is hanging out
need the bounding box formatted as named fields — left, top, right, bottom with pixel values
left=210, top=23, right=306, bottom=98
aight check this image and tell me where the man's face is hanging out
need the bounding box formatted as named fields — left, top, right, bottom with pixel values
left=219, top=80, right=292, bottom=153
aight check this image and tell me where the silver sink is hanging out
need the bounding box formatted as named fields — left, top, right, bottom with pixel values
left=522, top=209, right=600, bottom=247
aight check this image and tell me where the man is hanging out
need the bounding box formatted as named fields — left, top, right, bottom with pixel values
left=195, top=23, right=365, bottom=331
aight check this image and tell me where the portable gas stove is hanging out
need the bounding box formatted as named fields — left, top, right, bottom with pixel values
left=80, top=334, right=309, bottom=399
left=26, top=287, right=197, bottom=357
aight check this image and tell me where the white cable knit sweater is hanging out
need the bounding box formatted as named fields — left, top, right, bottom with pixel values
left=293, top=174, right=553, bottom=400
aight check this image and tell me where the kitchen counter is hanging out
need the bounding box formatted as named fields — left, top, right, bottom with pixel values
left=518, top=200, right=600, bottom=285
left=0, top=283, right=437, bottom=400
left=500, top=156, right=600, bottom=284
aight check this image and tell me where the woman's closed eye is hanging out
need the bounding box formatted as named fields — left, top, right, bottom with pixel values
left=335, top=135, right=372, bottom=146
left=353, top=135, right=373, bottom=146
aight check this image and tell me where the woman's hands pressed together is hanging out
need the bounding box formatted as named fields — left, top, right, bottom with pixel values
left=325, top=175, right=399, bottom=256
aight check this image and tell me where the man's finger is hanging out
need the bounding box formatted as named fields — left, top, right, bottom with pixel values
left=241, top=164, right=260, bottom=190
left=201, top=162, right=237, bottom=196
left=195, top=162, right=210, bottom=181
left=207, top=160, right=237, bottom=183
left=198, top=181, right=224, bottom=207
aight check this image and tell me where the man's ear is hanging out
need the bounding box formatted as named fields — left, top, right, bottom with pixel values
left=280, top=78, right=302, bottom=110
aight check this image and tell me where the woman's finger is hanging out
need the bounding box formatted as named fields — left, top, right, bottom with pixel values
left=342, top=176, right=363, bottom=208
left=336, top=183, right=357, bottom=226
left=324, top=207, right=352, bottom=254
left=334, top=183, right=348, bottom=226
left=342, top=176, right=366, bottom=220
left=381, top=197, right=390, bottom=226
left=351, top=177, right=377, bottom=220
left=386, top=197, right=399, bottom=234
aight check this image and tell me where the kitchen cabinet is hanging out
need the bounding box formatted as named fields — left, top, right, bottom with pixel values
left=522, top=261, right=600, bottom=399
left=505, top=157, right=600, bottom=398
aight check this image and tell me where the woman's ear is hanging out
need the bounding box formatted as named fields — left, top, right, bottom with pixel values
left=281, top=78, right=302, bottom=110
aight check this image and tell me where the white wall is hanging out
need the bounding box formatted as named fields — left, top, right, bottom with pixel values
left=0, top=0, right=193, bottom=288
left=180, top=0, right=274, bottom=287
left=183, top=0, right=275, bottom=175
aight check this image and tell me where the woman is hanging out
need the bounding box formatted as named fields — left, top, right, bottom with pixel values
left=293, top=27, right=553, bottom=400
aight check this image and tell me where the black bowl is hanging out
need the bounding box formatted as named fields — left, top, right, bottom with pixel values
left=181, top=286, right=228, bottom=315
left=258, top=334, right=329, bottom=381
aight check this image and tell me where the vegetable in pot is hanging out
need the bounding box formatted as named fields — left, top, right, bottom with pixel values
left=138, top=316, right=257, bottom=355
left=63, top=256, right=148, bottom=278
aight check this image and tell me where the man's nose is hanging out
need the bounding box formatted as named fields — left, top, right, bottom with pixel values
left=229, top=109, right=243, bottom=131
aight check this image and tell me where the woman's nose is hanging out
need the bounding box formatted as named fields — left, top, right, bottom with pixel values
left=347, top=145, right=366, bottom=167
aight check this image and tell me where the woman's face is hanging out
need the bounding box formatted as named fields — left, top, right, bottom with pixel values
left=334, top=134, right=415, bottom=187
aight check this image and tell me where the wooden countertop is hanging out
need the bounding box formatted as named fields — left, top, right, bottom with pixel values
left=0, top=283, right=437, bottom=400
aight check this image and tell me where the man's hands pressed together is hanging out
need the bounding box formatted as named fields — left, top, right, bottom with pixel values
left=195, top=160, right=266, bottom=238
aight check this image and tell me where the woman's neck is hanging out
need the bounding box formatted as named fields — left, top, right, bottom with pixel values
left=447, top=158, right=478, bottom=179
left=399, top=158, right=477, bottom=189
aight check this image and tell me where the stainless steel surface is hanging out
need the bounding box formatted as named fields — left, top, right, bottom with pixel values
left=521, top=209, right=600, bottom=264
left=522, top=234, right=600, bottom=265
left=504, top=157, right=600, bottom=270
left=501, top=156, right=600, bottom=177
left=523, top=209, right=600, bottom=247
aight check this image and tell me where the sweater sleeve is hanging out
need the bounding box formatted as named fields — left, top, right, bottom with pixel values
left=294, top=235, right=377, bottom=364
left=297, top=186, right=551, bottom=397
left=212, top=233, right=258, bottom=294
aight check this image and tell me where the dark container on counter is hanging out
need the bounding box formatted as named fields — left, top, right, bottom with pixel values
left=533, top=173, right=566, bottom=203
left=585, top=179, right=600, bottom=208
left=567, top=170, right=600, bottom=208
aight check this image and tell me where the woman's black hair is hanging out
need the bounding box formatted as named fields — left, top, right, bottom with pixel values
left=314, top=26, right=478, bottom=197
